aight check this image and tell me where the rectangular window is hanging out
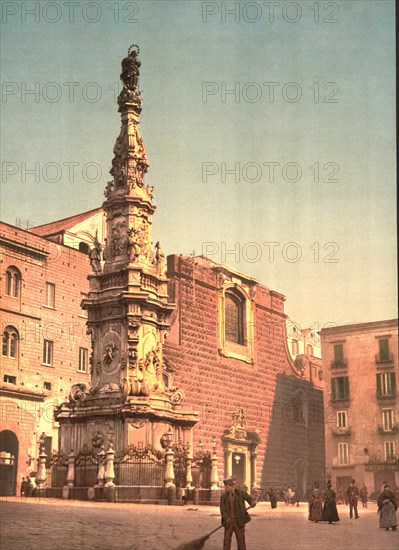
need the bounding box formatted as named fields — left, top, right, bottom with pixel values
left=377, top=372, right=396, bottom=397
left=78, top=347, right=88, bottom=373
left=45, top=282, right=55, bottom=308
left=43, top=340, right=53, bottom=366
left=378, top=339, right=390, bottom=362
left=331, top=377, right=350, bottom=401
left=385, top=441, right=395, bottom=462
left=334, top=343, right=344, bottom=361
left=306, top=344, right=313, bottom=355
left=3, top=374, right=16, bottom=384
left=338, top=442, right=349, bottom=465
left=292, top=340, right=299, bottom=355
left=382, top=410, right=394, bottom=431
left=337, top=411, right=347, bottom=429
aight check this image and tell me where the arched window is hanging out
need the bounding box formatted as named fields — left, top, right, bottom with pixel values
left=2, top=326, right=19, bottom=359
left=79, top=242, right=90, bottom=254
left=225, top=290, right=245, bottom=345
left=5, top=267, right=21, bottom=298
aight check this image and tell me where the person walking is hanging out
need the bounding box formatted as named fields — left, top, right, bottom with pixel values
left=308, top=482, right=323, bottom=523
left=322, top=480, right=340, bottom=524
left=346, top=479, right=360, bottom=519
left=377, top=484, right=397, bottom=531
left=20, top=477, right=27, bottom=497
left=220, top=477, right=256, bottom=550
left=269, top=487, right=277, bottom=509
left=360, top=484, right=368, bottom=508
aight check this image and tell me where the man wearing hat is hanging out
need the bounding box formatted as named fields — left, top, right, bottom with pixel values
left=345, top=479, right=360, bottom=519
left=220, top=477, right=256, bottom=550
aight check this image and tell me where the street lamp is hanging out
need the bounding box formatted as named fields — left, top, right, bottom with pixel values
left=166, top=427, right=174, bottom=449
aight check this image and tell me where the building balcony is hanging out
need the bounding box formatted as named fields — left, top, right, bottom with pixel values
left=377, top=426, right=398, bottom=435
left=376, top=392, right=396, bottom=401
left=330, top=359, right=347, bottom=369
left=332, top=427, right=351, bottom=437
left=375, top=353, right=394, bottom=366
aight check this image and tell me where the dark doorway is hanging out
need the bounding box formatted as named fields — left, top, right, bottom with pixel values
left=0, top=430, right=19, bottom=496
left=232, top=453, right=246, bottom=488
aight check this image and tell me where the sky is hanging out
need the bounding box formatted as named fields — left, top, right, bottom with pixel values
left=0, top=0, right=397, bottom=330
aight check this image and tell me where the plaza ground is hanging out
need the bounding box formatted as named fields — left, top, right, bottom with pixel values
left=0, top=497, right=398, bottom=550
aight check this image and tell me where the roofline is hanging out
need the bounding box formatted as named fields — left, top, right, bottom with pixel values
left=320, top=318, right=398, bottom=335
left=31, top=206, right=103, bottom=230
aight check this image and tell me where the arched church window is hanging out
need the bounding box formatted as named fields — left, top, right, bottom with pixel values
left=225, top=290, right=245, bottom=345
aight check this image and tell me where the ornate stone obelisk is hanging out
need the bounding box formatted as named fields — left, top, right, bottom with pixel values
left=55, top=46, right=198, bottom=461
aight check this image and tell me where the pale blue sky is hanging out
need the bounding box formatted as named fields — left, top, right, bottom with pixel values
left=1, top=0, right=396, bottom=329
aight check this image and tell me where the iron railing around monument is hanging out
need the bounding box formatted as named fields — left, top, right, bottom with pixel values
left=50, top=451, right=68, bottom=488
left=74, top=445, right=99, bottom=487
left=114, top=445, right=165, bottom=486
left=192, top=451, right=212, bottom=489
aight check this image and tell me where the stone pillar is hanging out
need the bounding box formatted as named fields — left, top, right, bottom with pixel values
left=225, top=449, right=232, bottom=478
left=96, top=447, right=106, bottom=487
left=210, top=452, right=219, bottom=491
left=165, top=448, right=175, bottom=488
left=185, top=454, right=194, bottom=490
left=105, top=443, right=116, bottom=487
left=36, top=446, right=47, bottom=491
left=66, top=450, right=75, bottom=490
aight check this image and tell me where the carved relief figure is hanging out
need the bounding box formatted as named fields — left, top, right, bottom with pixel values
left=103, top=342, right=117, bottom=365
left=130, top=359, right=149, bottom=396
left=127, top=228, right=140, bottom=262
left=111, top=220, right=127, bottom=257
left=232, top=407, right=247, bottom=428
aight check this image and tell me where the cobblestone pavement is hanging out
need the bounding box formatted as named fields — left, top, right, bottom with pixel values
left=0, top=498, right=398, bottom=550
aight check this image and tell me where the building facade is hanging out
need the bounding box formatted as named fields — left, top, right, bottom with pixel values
left=320, top=319, right=398, bottom=496
left=164, top=254, right=325, bottom=495
left=0, top=221, right=91, bottom=495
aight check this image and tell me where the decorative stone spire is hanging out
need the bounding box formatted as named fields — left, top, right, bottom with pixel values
left=103, top=44, right=156, bottom=272
left=56, top=48, right=198, bottom=461
left=81, top=46, right=174, bottom=399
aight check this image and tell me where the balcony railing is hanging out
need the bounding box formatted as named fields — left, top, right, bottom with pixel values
left=375, top=353, right=394, bottom=365
left=377, top=426, right=398, bottom=435
left=330, top=359, right=347, bottom=369
left=332, top=427, right=351, bottom=437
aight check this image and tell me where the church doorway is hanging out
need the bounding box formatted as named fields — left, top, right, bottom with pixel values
left=232, top=452, right=246, bottom=488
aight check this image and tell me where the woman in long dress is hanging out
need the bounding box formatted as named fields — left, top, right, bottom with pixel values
left=377, top=484, right=397, bottom=531
left=322, top=480, right=340, bottom=523
left=308, top=483, right=323, bottom=522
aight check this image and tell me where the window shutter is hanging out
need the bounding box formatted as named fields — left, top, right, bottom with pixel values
left=391, top=373, right=396, bottom=395
left=376, top=374, right=382, bottom=397
left=331, top=379, right=336, bottom=401
left=344, top=377, right=350, bottom=399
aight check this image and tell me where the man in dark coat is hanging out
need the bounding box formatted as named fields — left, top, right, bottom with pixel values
left=346, top=479, right=360, bottom=519
left=220, top=477, right=256, bottom=550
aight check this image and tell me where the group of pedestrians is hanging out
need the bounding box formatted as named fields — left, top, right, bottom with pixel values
left=308, top=480, right=340, bottom=524
left=308, top=478, right=397, bottom=531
